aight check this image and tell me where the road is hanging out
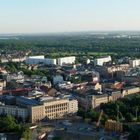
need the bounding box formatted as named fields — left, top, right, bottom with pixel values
left=31, top=128, right=38, bottom=140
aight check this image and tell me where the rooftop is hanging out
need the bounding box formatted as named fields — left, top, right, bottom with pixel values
left=16, top=96, right=39, bottom=106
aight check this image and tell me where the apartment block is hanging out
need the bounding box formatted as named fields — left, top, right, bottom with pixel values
left=57, top=56, right=76, bottom=66
left=94, top=56, right=111, bottom=66
left=26, top=55, right=45, bottom=64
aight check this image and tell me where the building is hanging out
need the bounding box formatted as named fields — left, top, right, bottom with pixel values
left=0, top=80, right=6, bottom=91
left=43, top=98, right=69, bottom=119
left=57, top=56, right=76, bottom=66
left=0, top=94, right=78, bottom=123
left=16, top=95, right=78, bottom=123
left=0, top=105, right=28, bottom=121
left=53, top=75, right=64, bottom=85
left=11, top=57, right=26, bottom=62
left=86, top=59, right=91, bottom=64
left=29, top=105, right=45, bottom=123
left=92, top=94, right=110, bottom=109
left=94, top=56, right=112, bottom=66
left=26, top=55, right=75, bottom=65
left=42, top=97, right=78, bottom=120
left=58, top=81, right=73, bottom=89
left=80, top=71, right=100, bottom=83
left=92, top=86, right=140, bottom=109
left=129, top=59, right=140, bottom=68
left=26, top=55, right=45, bottom=64
left=71, top=84, right=140, bottom=110
left=92, top=83, right=102, bottom=91
left=123, top=67, right=140, bottom=83
left=16, top=96, right=39, bottom=107
left=123, top=86, right=140, bottom=96
left=68, top=98, right=78, bottom=114
left=44, top=58, right=56, bottom=65
left=95, top=64, right=129, bottom=79
left=105, top=119, right=123, bottom=132
left=6, top=71, right=24, bottom=82
left=0, top=58, right=9, bottom=63
left=29, top=96, right=78, bottom=123
left=26, top=55, right=56, bottom=65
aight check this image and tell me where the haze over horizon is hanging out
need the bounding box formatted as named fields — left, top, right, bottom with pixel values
left=1, top=0, right=140, bottom=34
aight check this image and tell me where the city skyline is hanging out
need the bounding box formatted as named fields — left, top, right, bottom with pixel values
left=1, top=0, right=140, bottom=33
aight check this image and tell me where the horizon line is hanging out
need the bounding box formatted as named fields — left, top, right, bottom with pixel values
left=1, top=30, right=140, bottom=35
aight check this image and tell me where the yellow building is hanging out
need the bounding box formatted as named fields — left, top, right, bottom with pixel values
left=29, top=105, right=45, bottom=123
left=125, top=86, right=140, bottom=95
left=92, top=94, right=110, bottom=108
left=43, top=98, right=78, bottom=119
left=91, top=86, right=140, bottom=109
left=44, top=99, right=69, bottom=119
left=29, top=97, right=78, bottom=123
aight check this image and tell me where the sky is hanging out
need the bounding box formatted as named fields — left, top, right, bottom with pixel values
left=0, top=0, right=140, bottom=33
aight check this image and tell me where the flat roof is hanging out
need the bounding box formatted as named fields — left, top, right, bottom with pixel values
left=16, top=96, right=39, bottom=106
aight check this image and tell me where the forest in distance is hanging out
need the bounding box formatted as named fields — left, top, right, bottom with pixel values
left=0, top=32, right=140, bottom=58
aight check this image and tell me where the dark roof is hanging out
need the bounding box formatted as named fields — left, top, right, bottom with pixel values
left=16, top=96, right=39, bottom=106
left=48, top=88, right=58, bottom=97
left=40, top=85, right=49, bottom=93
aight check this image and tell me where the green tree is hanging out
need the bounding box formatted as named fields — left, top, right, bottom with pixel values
left=125, top=113, right=134, bottom=122
left=21, top=126, right=31, bottom=140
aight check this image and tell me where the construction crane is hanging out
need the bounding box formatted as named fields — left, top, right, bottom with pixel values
left=117, top=105, right=125, bottom=122
left=96, top=109, right=103, bottom=131
left=104, top=105, right=124, bottom=133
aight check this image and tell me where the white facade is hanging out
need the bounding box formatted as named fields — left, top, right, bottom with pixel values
left=26, top=55, right=45, bottom=64
left=28, top=90, right=44, bottom=97
left=0, top=80, right=6, bottom=91
left=58, top=81, right=73, bottom=89
left=28, top=55, right=45, bottom=59
left=44, top=58, right=56, bottom=65
left=26, top=55, right=56, bottom=65
left=57, top=56, right=76, bottom=66
left=53, top=75, right=64, bottom=85
left=0, top=105, right=28, bottom=120
left=11, top=57, right=26, bottom=62
left=86, top=59, right=91, bottom=64
left=129, top=59, right=140, bottom=68
left=94, top=56, right=112, bottom=66
left=0, top=59, right=9, bottom=63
